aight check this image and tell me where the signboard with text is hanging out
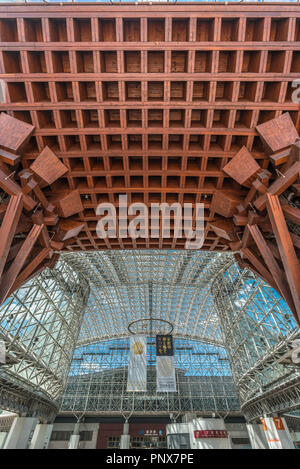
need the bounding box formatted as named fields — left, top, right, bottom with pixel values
left=156, top=335, right=176, bottom=392
left=194, top=430, right=228, bottom=439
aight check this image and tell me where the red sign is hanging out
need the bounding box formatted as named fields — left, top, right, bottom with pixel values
left=194, top=430, right=228, bottom=439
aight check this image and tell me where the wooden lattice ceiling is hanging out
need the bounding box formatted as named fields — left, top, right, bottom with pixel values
left=0, top=4, right=300, bottom=325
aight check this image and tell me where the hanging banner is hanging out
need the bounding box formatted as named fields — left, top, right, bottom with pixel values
left=127, top=335, right=147, bottom=392
left=156, top=335, right=176, bottom=392
left=0, top=340, right=6, bottom=364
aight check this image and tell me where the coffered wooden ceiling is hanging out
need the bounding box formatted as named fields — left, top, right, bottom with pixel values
left=1, top=3, right=300, bottom=324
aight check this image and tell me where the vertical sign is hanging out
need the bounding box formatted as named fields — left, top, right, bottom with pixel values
left=127, top=335, right=147, bottom=392
left=260, top=417, right=294, bottom=449
left=156, top=335, right=176, bottom=392
left=0, top=340, right=6, bottom=364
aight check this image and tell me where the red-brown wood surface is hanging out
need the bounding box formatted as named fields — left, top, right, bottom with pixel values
left=0, top=4, right=300, bottom=324
left=0, top=3, right=299, bottom=251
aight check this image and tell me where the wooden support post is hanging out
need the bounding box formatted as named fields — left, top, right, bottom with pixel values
left=0, top=224, right=43, bottom=304
left=241, top=247, right=278, bottom=292
left=254, top=162, right=300, bottom=211
left=0, top=194, right=23, bottom=279
left=8, top=247, right=51, bottom=296
left=247, top=224, right=297, bottom=319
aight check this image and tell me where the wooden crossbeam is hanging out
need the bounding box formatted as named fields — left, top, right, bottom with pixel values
left=254, top=162, right=300, bottom=211
left=233, top=214, right=248, bottom=226
left=0, top=113, right=34, bottom=154
left=6, top=241, right=23, bottom=264
left=283, top=140, right=300, bottom=172
left=0, top=194, right=23, bottom=279
left=15, top=214, right=32, bottom=235
left=290, top=232, right=300, bottom=250
left=241, top=247, right=277, bottom=292
left=211, top=190, right=243, bottom=218
left=0, top=224, right=43, bottom=304
left=0, top=148, right=21, bottom=166
left=0, top=168, right=36, bottom=211
left=269, top=148, right=291, bottom=166
left=266, top=241, right=281, bottom=261
left=32, top=183, right=52, bottom=211
left=256, top=113, right=299, bottom=154
left=209, top=218, right=236, bottom=241
left=39, top=225, right=51, bottom=248
left=209, top=237, right=220, bottom=251
left=241, top=212, right=262, bottom=248
left=266, top=194, right=300, bottom=324
left=281, top=204, right=300, bottom=226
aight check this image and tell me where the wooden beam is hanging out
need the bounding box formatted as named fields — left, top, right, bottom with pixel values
left=211, top=190, right=243, bottom=218
left=56, top=219, right=86, bottom=241
left=6, top=241, right=24, bottom=264
left=0, top=168, right=36, bottom=212
left=233, top=214, right=248, bottom=226
left=241, top=212, right=262, bottom=249
left=51, top=189, right=83, bottom=218
left=15, top=213, right=32, bottom=235
left=252, top=179, right=268, bottom=194
left=0, top=224, right=43, bottom=304
left=281, top=203, right=300, bottom=226
left=209, top=237, right=220, bottom=251
left=8, top=247, right=51, bottom=296
left=266, top=194, right=300, bottom=324
left=245, top=185, right=257, bottom=205
left=222, top=146, right=260, bottom=187
left=283, top=140, right=300, bottom=172
left=39, top=225, right=51, bottom=248
left=0, top=148, right=21, bottom=166
left=0, top=113, right=34, bottom=154
left=0, top=194, right=23, bottom=279
left=32, top=183, right=52, bottom=211
left=241, top=247, right=277, bottom=292
left=269, top=148, right=291, bottom=166
left=256, top=113, right=299, bottom=153
left=290, top=232, right=300, bottom=250
left=30, top=146, right=68, bottom=187
left=254, top=162, right=300, bottom=211
left=209, top=218, right=236, bottom=241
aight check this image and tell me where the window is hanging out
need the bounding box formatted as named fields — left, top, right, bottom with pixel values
left=50, top=430, right=93, bottom=441
left=107, top=436, right=120, bottom=448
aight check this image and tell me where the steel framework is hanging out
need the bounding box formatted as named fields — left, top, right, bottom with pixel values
left=212, top=264, right=300, bottom=421
left=63, top=250, right=233, bottom=346
left=0, top=249, right=299, bottom=421
left=60, top=338, right=240, bottom=416
left=0, top=260, right=89, bottom=420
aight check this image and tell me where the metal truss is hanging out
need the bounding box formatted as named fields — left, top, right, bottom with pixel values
left=212, top=264, right=300, bottom=422
left=0, top=248, right=299, bottom=420
left=58, top=250, right=240, bottom=416
left=0, top=260, right=89, bottom=420
left=240, top=376, right=300, bottom=422
left=62, top=250, right=233, bottom=347
left=61, top=337, right=240, bottom=416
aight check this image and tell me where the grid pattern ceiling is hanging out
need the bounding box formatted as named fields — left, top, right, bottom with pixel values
left=1, top=4, right=300, bottom=250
